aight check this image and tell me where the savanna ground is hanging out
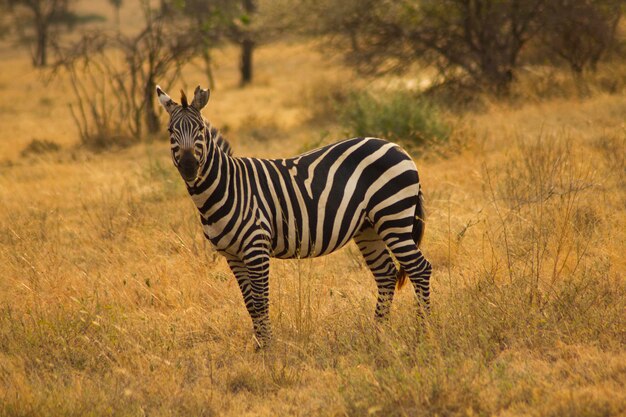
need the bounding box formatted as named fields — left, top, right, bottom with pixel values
left=1, top=3, right=626, bottom=416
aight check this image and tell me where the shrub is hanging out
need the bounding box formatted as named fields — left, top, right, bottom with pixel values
left=20, top=139, right=61, bottom=157
left=338, top=90, right=450, bottom=148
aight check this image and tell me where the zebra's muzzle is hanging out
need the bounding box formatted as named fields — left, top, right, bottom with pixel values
left=178, top=151, right=199, bottom=182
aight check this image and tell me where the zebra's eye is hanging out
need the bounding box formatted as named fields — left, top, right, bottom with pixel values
left=167, top=127, right=173, bottom=134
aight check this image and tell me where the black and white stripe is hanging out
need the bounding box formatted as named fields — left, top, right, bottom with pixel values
left=157, top=85, right=432, bottom=347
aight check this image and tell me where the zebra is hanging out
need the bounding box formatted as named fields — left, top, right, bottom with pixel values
left=156, top=85, right=432, bottom=348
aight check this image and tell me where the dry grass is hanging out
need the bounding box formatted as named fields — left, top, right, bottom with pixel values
left=1, top=2, right=626, bottom=416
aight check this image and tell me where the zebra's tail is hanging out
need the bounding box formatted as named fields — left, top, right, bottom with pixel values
left=413, top=188, right=426, bottom=248
left=396, top=188, right=426, bottom=291
left=396, top=267, right=408, bottom=290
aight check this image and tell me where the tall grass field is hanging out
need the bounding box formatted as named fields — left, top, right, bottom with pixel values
left=1, top=2, right=625, bottom=416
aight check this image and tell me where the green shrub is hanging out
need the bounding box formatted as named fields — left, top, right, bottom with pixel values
left=338, top=90, right=450, bottom=147
left=339, top=91, right=451, bottom=146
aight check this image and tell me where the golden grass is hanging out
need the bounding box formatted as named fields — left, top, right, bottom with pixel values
left=1, top=4, right=625, bottom=415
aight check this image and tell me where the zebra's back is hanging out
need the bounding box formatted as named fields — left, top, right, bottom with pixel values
left=243, top=137, right=421, bottom=259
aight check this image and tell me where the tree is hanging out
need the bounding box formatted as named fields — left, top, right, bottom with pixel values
left=54, top=0, right=203, bottom=145
left=539, top=0, right=623, bottom=75
left=162, top=0, right=235, bottom=88
left=237, top=0, right=257, bottom=85
left=420, top=0, right=547, bottom=95
left=167, top=0, right=260, bottom=86
left=165, top=0, right=292, bottom=88
left=309, top=0, right=546, bottom=95
left=5, top=0, right=104, bottom=67
left=128, top=3, right=200, bottom=133
left=8, top=0, right=71, bottom=67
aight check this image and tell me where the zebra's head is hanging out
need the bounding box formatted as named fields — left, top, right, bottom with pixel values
left=156, top=85, right=210, bottom=183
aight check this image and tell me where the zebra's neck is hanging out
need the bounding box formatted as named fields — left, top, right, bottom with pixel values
left=186, top=123, right=234, bottom=217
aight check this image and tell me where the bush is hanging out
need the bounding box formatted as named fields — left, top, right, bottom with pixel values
left=338, top=90, right=450, bottom=148
left=76, top=130, right=137, bottom=152
left=20, top=139, right=61, bottom=157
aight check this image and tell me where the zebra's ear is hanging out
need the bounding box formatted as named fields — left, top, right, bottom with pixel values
left=191, top=85, right=210, bottom=111
left=156, top=85, right=178, bottom=114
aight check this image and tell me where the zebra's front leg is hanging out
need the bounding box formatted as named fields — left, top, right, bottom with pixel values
left=224, top=255, right=264, bottom=345
left=245, top=250, right=272, bottom=348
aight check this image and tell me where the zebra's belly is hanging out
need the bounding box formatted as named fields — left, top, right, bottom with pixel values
left=268, top=234, right=352, bottom=259
left=267, top=206, right=366, bottom=259
left=269, top=236, right=355, bottom=259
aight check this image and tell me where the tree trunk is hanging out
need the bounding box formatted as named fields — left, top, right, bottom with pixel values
left=480, top=56, right=513, bottom=97
left=144, top=79, right=159, bottom=134
left=34, top=23, right=47, bottom=67
left=240, top=39, right=254, bottom=86
left=239, top=0, right=256, bottom=86
left=202, top=49, right=215, bottom=89
left=493, top=68, right=513, bottom=97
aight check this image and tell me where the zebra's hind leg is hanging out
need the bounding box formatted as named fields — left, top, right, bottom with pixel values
left=404, top=248, right=432, bottom=313
left=354, top=226, right=401, bottom=320
left=382, top=234, right=432, bottom=314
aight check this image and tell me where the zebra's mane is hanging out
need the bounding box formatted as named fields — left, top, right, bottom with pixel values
left=203, top=119, right=233, bottom=156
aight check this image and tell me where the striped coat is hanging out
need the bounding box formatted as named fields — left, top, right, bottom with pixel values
left=157, top=85, right=432, bottom=348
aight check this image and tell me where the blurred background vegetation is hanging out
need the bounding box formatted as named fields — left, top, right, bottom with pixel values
left=0, top=0, right=623, bottom=151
